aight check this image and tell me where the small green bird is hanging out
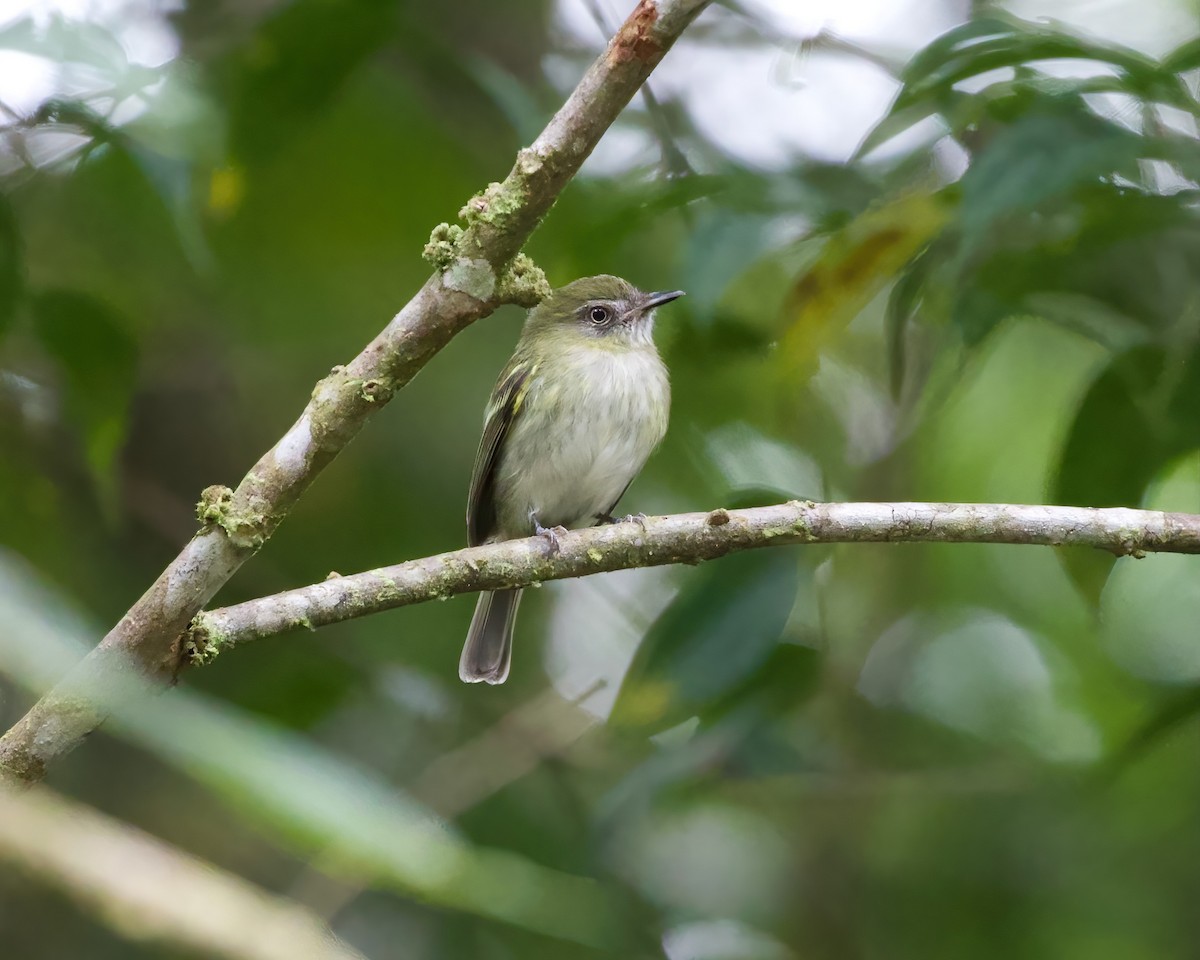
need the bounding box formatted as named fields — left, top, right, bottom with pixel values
left=460, top=275, right=685, bottom=684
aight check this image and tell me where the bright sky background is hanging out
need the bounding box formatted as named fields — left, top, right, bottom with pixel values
left=0, top=0, right=179, bottom=110
left=2, top=0, right=1198, bottom=175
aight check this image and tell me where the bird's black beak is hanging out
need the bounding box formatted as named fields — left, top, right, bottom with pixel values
left=643, top=290, right=686, bottom=309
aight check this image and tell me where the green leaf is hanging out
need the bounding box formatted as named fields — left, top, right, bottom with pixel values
left=863, top=73, right=1155, bottom=160
left=1096, top=454, right=1200, bottom=772
left=1053, top=348, right=1200, bottom=600
left=1105, top=684, right=1200, bottom=780
left=1162, top=36, right=1200, bottom=75
left=897, top=15, right=1193, bottom=114
left=856, top=90, right=966, bottom=159
left=864, top=14, right=1200, bottom=158
left=784, top=161, right=884, bottom=225
left=955, top=194, right=1200, bottom=347
left=778, top=189, right=951, bottom=379
left=124, top=142, right=213, bottom=273
left=958, top=109, right=1143, bottom=244
left=907, top=104, right=1200, bottom=349
left=682, top=208, right=776, bottom=323
left=596, top=642, right=822, bottom=832
left=884, top=241, right=939, bottom=398
left=609, top=488, right=812, bottom=737
left=899, top=16, right=1026, bottom=89
left=30, top=290, right=138, bottom=514
left=697, top=638, right=822, bottom=736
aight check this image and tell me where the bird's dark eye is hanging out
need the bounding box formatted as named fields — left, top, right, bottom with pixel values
left=588, top=305, right=609, bottom=325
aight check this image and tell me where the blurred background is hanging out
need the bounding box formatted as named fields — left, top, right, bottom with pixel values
left=3, top=0, right=1200, bottom=956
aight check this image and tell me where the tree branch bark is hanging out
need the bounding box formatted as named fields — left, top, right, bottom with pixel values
left=186, top=501, right=1200, bottom=656
left=0, top=0, right=713, bottom=784
left=0, top=781, right=366, bottom=960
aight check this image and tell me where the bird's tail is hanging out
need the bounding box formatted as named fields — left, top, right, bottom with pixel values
left=459, top=588, right=522, bottom=684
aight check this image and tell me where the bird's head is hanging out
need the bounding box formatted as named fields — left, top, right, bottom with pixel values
left=525, top=274, right=685, bottom=348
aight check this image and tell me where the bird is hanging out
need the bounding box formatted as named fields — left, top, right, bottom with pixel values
left=459, top=274, right=684, bottom=684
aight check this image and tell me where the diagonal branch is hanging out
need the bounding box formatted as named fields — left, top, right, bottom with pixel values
left=0, top=781, right=366, bottom=960
left=187, top=500, right=1200, bottom=656
left=0, top=0, right=713, bottom=784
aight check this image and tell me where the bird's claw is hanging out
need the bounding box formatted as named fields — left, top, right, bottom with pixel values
left=535, top=520, right=569, bottom=555
left=594, top=511, right=648, bottom=529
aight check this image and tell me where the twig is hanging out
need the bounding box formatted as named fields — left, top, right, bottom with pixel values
left=0, top=781, right=366, bottom=960
left=581, top=0, right=694, bottom=176
left=186, top=501, right=1200, bottom=655
left=0, top=0, right=713, bottom=784
left=411, top=680, right=608, bottom=817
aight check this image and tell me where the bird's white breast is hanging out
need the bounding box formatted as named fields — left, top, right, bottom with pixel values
left=494, top=344, right=670, bottom=534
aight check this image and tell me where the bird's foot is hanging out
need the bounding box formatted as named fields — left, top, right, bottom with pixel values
left=535, top=519, right=569, bottom=555
left=594, top=511, right=648, bottom=529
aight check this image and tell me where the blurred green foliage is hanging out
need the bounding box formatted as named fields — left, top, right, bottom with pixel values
left=3, top=2, right=1200, bottom=959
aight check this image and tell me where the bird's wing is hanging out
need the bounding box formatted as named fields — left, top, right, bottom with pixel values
left=467, top=357, right=539, bottom=547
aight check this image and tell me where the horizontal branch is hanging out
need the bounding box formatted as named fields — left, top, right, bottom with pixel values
left=188, top=500, right=1200, bottom=655
left=0, top=0, right=713, bottom=784
left=0, top=782, right=365, bottom=960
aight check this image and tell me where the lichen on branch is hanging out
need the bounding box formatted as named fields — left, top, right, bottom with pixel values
left=497, top=254, right=550, bottom=306
left=196, top=485, right=266, bottom=550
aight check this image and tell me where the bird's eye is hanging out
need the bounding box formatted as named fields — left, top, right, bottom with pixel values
left=588, top=305, right=609, bottom=325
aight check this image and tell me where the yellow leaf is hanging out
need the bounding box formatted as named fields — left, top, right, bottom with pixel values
left=777, top=190, right=951, bottom=380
